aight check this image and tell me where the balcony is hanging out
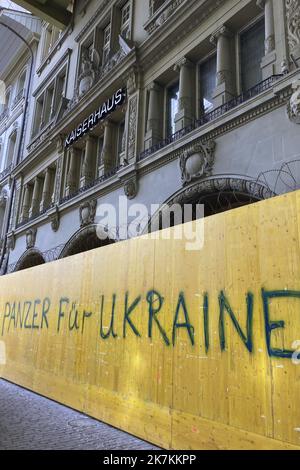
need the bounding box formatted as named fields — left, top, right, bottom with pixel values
left=138, top=74, right=283, bottom=162
left=59, top=166, right=120, bottom=206
left=16, top=203, right=53, bottom=230
left=145, top=0, right=186, bottom=34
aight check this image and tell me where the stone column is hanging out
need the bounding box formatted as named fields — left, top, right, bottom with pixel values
left=144, top=82, right=162, bottom=150
left=21, top=184, right=30, bottom=222
left=174, top=57, right=195, bottom=132
left=66, top=147, right=80, bottom=196
left=258, top=0, right=275, bottom=54
left=80, top=136, right=96, bottom=187
left=100, top=121, right=115, bottom=176
left=210, top=26, right=235, bottom=107
left=40, top=168, right=53, bottom=212
left=257, top=0, right=276, bottom=79
left=29, top=176, right=42, bottom=218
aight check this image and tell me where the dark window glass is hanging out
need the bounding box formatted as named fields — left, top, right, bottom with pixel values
left=199, top=54, right=217, bottom=114
left=167, top=82, right=179, bottom=136
left=240, top=19, right=265, bottom=92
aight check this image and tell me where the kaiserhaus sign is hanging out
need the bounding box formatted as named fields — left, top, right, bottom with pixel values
left=65, top=88, right=126, bottom=148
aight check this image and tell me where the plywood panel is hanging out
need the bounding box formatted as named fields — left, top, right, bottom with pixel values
left=1, top=191, right=300, bottom=449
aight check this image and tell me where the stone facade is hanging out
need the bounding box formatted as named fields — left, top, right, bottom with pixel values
left=0, top=0, right=300, bottom=274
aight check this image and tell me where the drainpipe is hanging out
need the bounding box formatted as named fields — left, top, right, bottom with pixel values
left=0, top=22, right=35, bottom=274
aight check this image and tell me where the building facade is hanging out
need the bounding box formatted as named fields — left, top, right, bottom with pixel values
left=0, top=4, right=41, bottom=273
left=0, top=0, right=300, bottom=273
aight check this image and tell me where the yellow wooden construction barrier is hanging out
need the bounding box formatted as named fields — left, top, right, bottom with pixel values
left=1, top=191, right=300, bottom=449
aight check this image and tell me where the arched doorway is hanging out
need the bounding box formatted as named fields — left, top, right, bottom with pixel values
left=148, top=175, right=275, bottom=231
left=59, top=224, right=115, bottom=259
left=15, top=249, right=45, bottom=272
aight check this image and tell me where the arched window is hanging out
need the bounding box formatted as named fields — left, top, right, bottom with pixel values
left=60, top=225, right=114, bottom=259
left=15, top=69, right=27, bottom=103
left=148, top=176, right=274, bottom=232
left=15, top=249, right=46, bottom=272
left=0, top=189, right=7, bottom=236
left=6, top=130, right=17, bottom=168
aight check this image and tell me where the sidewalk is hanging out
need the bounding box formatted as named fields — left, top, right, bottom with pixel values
left=0, top=379, right=158, bottom=450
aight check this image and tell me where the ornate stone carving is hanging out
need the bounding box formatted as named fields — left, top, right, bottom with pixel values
left=124, top=177, right=139, bottom=200
left=7, top=231, right=15, bottom=251
left=179, top=141, right=216, bottom=185
left=216, top=70, right=232, bottom=87
left=56, top=134, right=65, bottom=153
left=170, top=177, right=273, bottom=207
left=146, top=0, right=185, bottom=34
left=52, top=156, right=62, bottom=204
left=77, top=48, right=99, bottom=98
left=288, top=79, right=300, bottom=123
left=79, top=199, right=97, bottom=227
left=127, top=70, right=139, bottom=96
left=0, top=188, right=8, bottom=207
left=26, top=228, right=37, bottom=249
left=281, top=59, right=290, bottom=74
left=48, top=205, right=60, bottom=232
left=128, top=95, right=138, bottom=154
left=286, top=0, right=300, bottom=56
left=265, top=35, right=275, bottom=54
left=210, top=25, right=232, bottom=45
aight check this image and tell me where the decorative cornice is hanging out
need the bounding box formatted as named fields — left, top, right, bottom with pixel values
left=210, top=25, right=232, bottom=45
left=139, top=0, right=226, bottom=70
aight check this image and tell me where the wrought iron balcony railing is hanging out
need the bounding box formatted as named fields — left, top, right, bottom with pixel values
left=16, top=204, right=53, bottom=229
left=138, top=74, right=283, bottom=162
left=59, top=167, right=120, bottom=206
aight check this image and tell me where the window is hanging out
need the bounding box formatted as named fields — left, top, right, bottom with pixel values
left=167, top=83, right=179, bottom=136
left=97, top=135, right=104, bottom=175
left=120, top=1, right=131, bottom=39
left=6, top=131, right=17, bottom=167
left=5, top=89, right=11, bottom=111
left=42, top=24, right=62, bottom=61
left=33, top=94, right=44, bottom=136
left=43, top=83, right=55, bottom=124
left=53, top=70, right=66, bottom=115
left=199, top=54, right=216, bottom=114
left=240, top=19, right=265, bottom=92
left=16, top=70, right=26, bottom=101
left=150, top=0, right=165, bottom=16
left=103, top=24, right=111, bottom=64
left=118, top=121, right=126, bottom=156
left=32, top=66, right=67, bottom=137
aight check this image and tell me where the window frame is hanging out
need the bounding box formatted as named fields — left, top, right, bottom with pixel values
left=197, top=50, right=217, bottom=117
left=236, top=13, right=265, bottom=95
left=165, top=79, right=179, bottom=138
left=120, top=0, right=132, bottom=40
